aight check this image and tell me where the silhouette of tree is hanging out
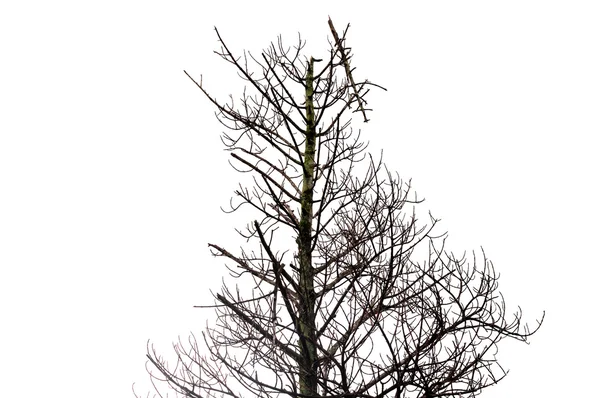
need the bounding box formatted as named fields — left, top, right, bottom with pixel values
left=138, top=18, right=543, bottom=398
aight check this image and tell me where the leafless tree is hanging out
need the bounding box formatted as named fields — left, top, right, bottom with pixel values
left=138, top=18, right=543, bottom=398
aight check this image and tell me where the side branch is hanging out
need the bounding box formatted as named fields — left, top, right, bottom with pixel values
left=328, top=17, right=369, bottom=122
left=215, top=292, right=301, bottom=363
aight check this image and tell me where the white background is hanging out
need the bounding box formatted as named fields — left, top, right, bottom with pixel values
left=1, top=1, right=598, bottom=397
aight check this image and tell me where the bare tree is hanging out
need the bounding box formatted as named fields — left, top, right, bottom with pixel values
left=138, top=18, right=543, bottom=398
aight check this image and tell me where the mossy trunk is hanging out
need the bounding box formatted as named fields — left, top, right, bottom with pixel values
left=297, top=56, right=318, bottom=397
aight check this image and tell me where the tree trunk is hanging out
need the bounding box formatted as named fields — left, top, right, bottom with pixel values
left=297, top=56, right=318, bottom=397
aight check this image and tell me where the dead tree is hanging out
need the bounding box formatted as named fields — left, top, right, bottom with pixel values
left=139, top=18, right=543, bottom=398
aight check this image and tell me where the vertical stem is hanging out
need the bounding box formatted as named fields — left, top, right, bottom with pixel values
left=297, top=56, right=318, bottom=397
